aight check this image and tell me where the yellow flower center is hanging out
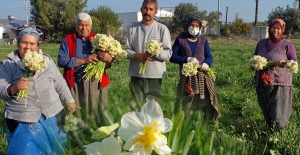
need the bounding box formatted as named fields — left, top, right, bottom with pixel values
left=135, top=121, right=162, bottom=149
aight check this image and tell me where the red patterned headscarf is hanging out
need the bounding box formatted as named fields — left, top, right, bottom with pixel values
left=268, top=18, right=286, bottom=43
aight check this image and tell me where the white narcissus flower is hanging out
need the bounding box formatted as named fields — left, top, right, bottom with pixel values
left=285, top=60, right=298, bottom=73
left=90, top=33, right=127, bottom=62
left=63, top=112, right=79, bottom=132
left=182, top=62, right=198, bottom=77
left=145, top=39, right=163, bottom=56
left=249, top=55, right=268, bottom=70
left=22, top=49, right=48, bottom=73
left=117, top=99, right=173, bottom=155
left=84, top=135, right=135, bottom=155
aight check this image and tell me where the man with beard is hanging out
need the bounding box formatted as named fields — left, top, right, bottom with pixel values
left=124, top=0, right=172, bottom=109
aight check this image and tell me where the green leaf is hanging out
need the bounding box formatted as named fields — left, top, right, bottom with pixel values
left=91, top=123, right=119, bottom=140
left=182, top=130, right=195, bottom=155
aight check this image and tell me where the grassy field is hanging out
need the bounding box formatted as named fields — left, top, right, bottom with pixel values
left=0, top=37, right=300, bottom=155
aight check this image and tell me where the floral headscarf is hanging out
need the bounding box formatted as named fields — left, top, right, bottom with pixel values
left=268, top=18, right=286, bottom=43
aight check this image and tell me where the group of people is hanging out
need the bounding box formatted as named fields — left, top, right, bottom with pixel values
left=0, top=0, right=297, bottom=154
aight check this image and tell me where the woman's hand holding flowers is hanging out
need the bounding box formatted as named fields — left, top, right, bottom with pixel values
left=201, top=63, right=209, bottom=71
left=187, top=57, right=199, bottom=64
left=10, top=78, right=29, bottom=95
left=276, top=59, right=287, bottom=67
left=67, top=102, right=77, bottom=113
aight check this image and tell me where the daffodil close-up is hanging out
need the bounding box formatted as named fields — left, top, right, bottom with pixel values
left=117, top=99, right=173, bottom=155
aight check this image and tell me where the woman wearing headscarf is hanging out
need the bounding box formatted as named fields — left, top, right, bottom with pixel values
left=253, top=18, right=298, bottom=131
left=0, top=28, right=76, bottom=154
left=170, top=15, right=221, bottom=122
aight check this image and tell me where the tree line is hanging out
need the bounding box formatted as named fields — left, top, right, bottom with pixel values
left=29, top=0, right=300, bottom=43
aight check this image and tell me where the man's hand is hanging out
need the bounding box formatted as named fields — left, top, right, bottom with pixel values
left=67, top=102, right=77, bottom=113
left=145, top=51, right=152, bottom=57
left=134, top=53, right=152, bottom=63
left=98, top=52, right=113, bottom=63
left=85, top=54, right=99, bottom=64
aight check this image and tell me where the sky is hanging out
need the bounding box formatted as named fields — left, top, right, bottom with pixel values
left=0, top=0, right=297, bottom=23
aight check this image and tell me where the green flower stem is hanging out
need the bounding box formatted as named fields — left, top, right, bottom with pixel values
left=139, top=62, right=147, bottom=74
left=16, top=69, right=31, bottom=107
left=83, top=61, right=106, bottom=82
left=265, top=60, right=276, bottom=68
left=198, top=65, right=216, bottom=81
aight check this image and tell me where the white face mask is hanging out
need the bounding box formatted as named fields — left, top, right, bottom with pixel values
left=188, top=27, right=200, bottom=36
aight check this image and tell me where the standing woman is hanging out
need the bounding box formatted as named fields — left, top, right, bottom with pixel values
left=170, top=15, right=221, bottom=122
left=0, top=28, right=76, bottom=154
left=253, top=18, right=298, bottom=131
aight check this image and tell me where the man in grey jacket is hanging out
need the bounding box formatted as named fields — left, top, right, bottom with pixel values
left=125, top=0, right=172, bottom=109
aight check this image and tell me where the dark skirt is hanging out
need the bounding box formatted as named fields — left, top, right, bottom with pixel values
left=256, top=83, right=292, bottom=130
left=176, top=70, right=221, bottom=121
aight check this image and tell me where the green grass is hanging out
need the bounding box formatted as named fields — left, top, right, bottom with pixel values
left=0, top=38, right=300, bottom=154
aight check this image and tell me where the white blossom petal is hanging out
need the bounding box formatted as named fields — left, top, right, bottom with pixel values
left=84, top=136, right=135, bottom=155
left=117, top=100, right=172, bottom=155
left=84, top=142, right=102, bottom=155
left=118, top=112, right=146, bottom=140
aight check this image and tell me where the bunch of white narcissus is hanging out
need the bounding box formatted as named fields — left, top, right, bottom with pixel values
left=107, top=37, right=128, bottom=62
left=249, top=55, right=268, bottom=70
left=107, top=37, right=122, bottom=57
left=145, top=39, right=163, bottom=56
left=182, top=62, right=198, bottom=77
left=63, top=112, right=79, bottom=132
left=113, top=48, right=128, bottom=63
left=91, top=34, right=111, bottom=51
left=285, top=60, right=298, bottom=74
left=22, top=49, right=49, bottom=72
left=91, top=34, right=127, bottom=63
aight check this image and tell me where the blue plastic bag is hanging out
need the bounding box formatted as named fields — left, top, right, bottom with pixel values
left=6, top=115, right=68, bottom=155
